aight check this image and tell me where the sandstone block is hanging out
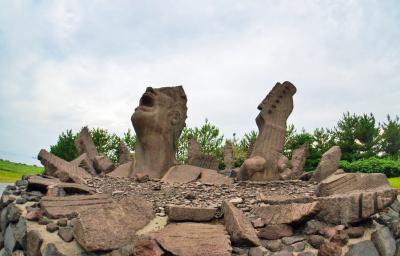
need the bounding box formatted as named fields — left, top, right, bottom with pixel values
left=161, top=165, right=202, bottom=183
left=167, top=205, right=216, bottom=222
left=313, top=146, right=341, bottom=182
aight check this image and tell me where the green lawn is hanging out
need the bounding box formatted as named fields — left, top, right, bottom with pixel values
left=388, top=177, right=400, bottom=189
left=0, top=159, right=44, bottom=182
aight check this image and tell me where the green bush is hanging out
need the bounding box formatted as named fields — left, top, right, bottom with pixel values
left=340, top=157, right=400, bottom=178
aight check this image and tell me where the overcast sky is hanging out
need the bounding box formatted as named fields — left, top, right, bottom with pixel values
left=1, top=0, right=399, bottom=165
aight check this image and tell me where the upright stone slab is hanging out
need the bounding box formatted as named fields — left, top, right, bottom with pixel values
left=118, top=141, right=132, bottom=165
left=238, top=82, right=296, bottom=181
left=70, top=153, right=96, bottom=175
left=131, top=86, right=188, bottom=178
left=74, top=197, right=154, bottom=252
left=161, top=165, right=202, bottom=184
left=155, top=223, right=231, bottom=256
left=74, top=126, right=98, bottom=161
left=290, top=143, right=309, bottom=178
left=222, top=201, right=260, bottom=247
left=224, top=141, right=234, bottom=170
left=38, top=149, right=91, bottom=184
left=187, top=137, right=202, bottom=166
left=313, top=146, right=341, bottom=182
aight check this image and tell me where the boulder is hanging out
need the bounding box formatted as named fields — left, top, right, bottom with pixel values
left=167, top=205, right=216, bottom=222
left=222, top=201, right=260, bottom=246
left=93, top=155, right=114, bottom=174
left=253, top=202, right=319, bottom=225
left=371, top=227, right=396, bottom=256
left=74, top=126, right=99, bottom=161
left=37, top=149, right=91, bottom=184
left=345, top=240, right=379, bottom=256
left=155, top=223, right=232, bottom=256
left=257, top=224, right=293, bottom=240
left=74, top=196, right=154, bottom=252
left=40, top=194, right=114, bottom=219
left=70, top=153, right=96, bottom=175
left=318, top=241, right=341, bottom=256
left=313, top=146, right=341, bottom=182
left=4, top=225, right=17, bottom=254
left=26, top=230, right=43, bottom=256
left=108, top=161, right=134, bottom=178
left=161, top=165, right=202, bottom=184
left=199, top=169, right=233, bottom=186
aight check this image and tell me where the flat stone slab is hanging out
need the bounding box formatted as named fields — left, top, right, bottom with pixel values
left=108, top=161, right=134, bottom=178
left=27, top=176, right=91, bottom=195
left=222, top=201, right=260, bottom=247
left=199, top=169, right=233, bottom=186
left=253, top=202, right=319, bottom=225
left=155, top=223, right=231, bottom=256
left=38, top=149, right=91, bottom=184
left=40, top=194, right=113, bottom=219
left=256, top=192, right=316, bottom=205
left=167, top=205, right=216, bottom=222
left=74, top=196, right=154, bottom=252
left=161, top=165, right=202, bottom=184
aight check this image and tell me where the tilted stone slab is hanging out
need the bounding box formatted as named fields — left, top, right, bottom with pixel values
left=27, top=176, right=91, bottom=195
left=155, top=223, right=231, bottom=256
left=74, top=126, right=99, bottom=161
left=74, top=197, right=154, bottom=252
left=40, top=194, right=113, bottom=219
left=118, top=141, right=132, bottom=165
left=167, top=205, right=217, bottom=222
left=199, top=169, right=233, bottom=186
left=38, top=149, right=91, bottom=184
left=108, top=161, right=134, bottom=178
left=316, top=173, right=391, bottom=197
left=222, top=201, right=260, bottom=247
left=70, top=153, right=96, bottom=175
left=253, top=202, right=319, bottom=225
left=161, top=165, right=202, bottom=184
left=313, top=146, right=341, bottom=182
left=93, top=155, right=114, bottom=174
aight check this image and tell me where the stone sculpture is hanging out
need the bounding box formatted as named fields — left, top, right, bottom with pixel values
left=118, top=141, right=132, bottom=165
left=224, top=141, right=234, bottom=170
left=131, top=86, right=188, bottom=178
left=238, top=81, right=297, bottom=181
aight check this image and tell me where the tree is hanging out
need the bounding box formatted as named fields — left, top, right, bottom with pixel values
left=90, top=128, right=121, bottom=163
left=50, top=130, right=79, bottom=161
left=380, top=115, right=400, bottom=159
left=233, top=130, right=257, bottom=167
left=122, top=129, right=137, bottom=152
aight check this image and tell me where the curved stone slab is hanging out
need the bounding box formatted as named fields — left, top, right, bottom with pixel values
left=161, top=165, right=202, bottom=184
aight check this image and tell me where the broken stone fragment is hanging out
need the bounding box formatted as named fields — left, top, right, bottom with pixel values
left=155, top=223, right=232, bottom=256
left=257, top=224, right=293, bottom=240
left=313, top=146, right=341, bottom=182
left=74, top=126, right=99, bottom=161
left=161, top=165, right=202, bottom=183
left=199, top=168, right=233, bottom=186
left=26, top=176, right=91, bottom=195
left=222, top=201, right=261, bottom=247
left=70, top=153, right=96, bottom=175
left=93, top=155, right=114, bottom=174
left=108, top=161, right=134, bottom=178
left=118, top=141, right=132, bottom=165
left=167, top=205, right=216, bottom=222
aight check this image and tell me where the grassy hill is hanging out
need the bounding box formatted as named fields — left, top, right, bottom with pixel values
left=0, top=159, right=44, bottom=182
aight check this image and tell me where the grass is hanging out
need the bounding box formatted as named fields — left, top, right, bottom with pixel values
left=388, top=177, right=400, bottom=189
left=0, top=159, right=44, bottom=182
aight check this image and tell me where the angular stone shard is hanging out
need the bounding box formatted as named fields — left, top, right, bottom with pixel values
left=222, top=201, right=260, bottom=247
left=256, top=192, right=316, bottom=205
left=253, top=202, right=319, bottom=225
left=40, top=194, right=113, bottom=219
left=198, top=169, right=233, bottom=186
left=345, top=240, right=379, bottom=256
left=238, top=82, right=296, bottom=181
left=167, top=205, right=216, bottom=222
left=93, top=155, right=114, bottom=174
left=70, top=153, right=96, bottom=175
left=118, top=141, right=132, bottom=165
left=187, top=136, right=202, bottom=166
left=224, top=141, right=234, bottom=170
left=74, top=126, right=99, bottom=161
left=108, top=161, right=134, bottom=178
left=38, top=149, right=91, bottom=184
left=74, top=197, right=154, bottom=252
left=27, top=176, right=91, bottom=195
left=290, top=143, right=309, bottom=178
left=161, top=165, right=202, bottom=184
left=155, top=223, right=231, bottom=256
left=313, top=146, right=341, bottom=182
left=131, top=86, right=188, bottom=179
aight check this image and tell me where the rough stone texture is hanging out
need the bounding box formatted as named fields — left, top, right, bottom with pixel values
left=74, top=196, right=154, bottom=252
left=4, top=224, right=17, bottom=254
left=318, top=241, right=342, bottom=256
left=198, top=169, right=233, bottom=186
left=37, top=149, right=91, bottom=184
left=74, top=126, right=99, bottom=161
left=253, top=202, right=319, bottom=225
left=161, top=165, right=202, bottom=184
left=258, top=224, right=293, bottom=240
left=155, top=223, right=232, bottom=256
left=70, top=153, right=96, bottom=175
left=290, top=143, right=309, bottom=178
left=238, top=82, right=296, bottom=181
left=371, top=227, right=396, bottom=256
left=188, top=137, right=202, bottom=166
left=313, top=146, right=341, bottom=182
left=26, top=230, right=43, bottom=256
left=43, top=243, right=66, bottom=256
left=308, top=235, right=325, bottom=249
left=222, top=201, right=260, bottom=246
left=40, top=194, right=114, bottom=219
left=316, top=172, right=391, bottom=196
left=224, top=141, right=234, bottom=170
left=344, top=226, right=365, bottom=238
left=108, top=161, right=134, bottom=178
left=27, top=176, right=91, bottom=195
left=93, top=155, right=114, bottom=174
left=131, top=86, right=188, bottom=179
left=133, top=239, right=164, bottom=256
left=118, top=141, right=132, bottom=165
left=58, top=227, right=74, bottom=242
left=317, top=187, right=397, bottom=224
left=167, top=205, right=216, bottom=222
left=345, top=240, right=379, bottom=256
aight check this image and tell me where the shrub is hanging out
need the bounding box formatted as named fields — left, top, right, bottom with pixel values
left=340, top=157, right=400, bottom=178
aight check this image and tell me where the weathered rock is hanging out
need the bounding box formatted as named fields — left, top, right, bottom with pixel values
left=167, top=205, right=216, bottom=222
left=344, top=226, right=365, bottom=238
left=132, top=86, right=188, bottom=179
left=133, top=239, right=164, bottom=256
left=313, top=146, right=341, bottom=182
left=256, top=192, right=316, bottom=205
left=46, top=223, right=59, bottom=233
left=281, top=236, right=305, bottom=245
left=43, top=243, right=66, bottom=256
left=37, top=149, right=91, bottom=184
left=188, top=136, right=202, bottom=166
left=224, top=141, right=234, bottom=170
left=26, top=230, right=42, bottom=256
left=155, top=223, right=231, bottom=256
left=27, top=176, right=91, bottom=195
left=317, top=241, right=342, bottom=256
left=4, top=225, right=17, bottom=254
left=7, top=204, right=21, bottom=223
left=108, top=161, right=134, bottom=178
left=58, top=227, right=74, bottom=242
left=249, top=246, right=269, bottom=256
left=161, top=165, right=202, bottom=184
left=308, top=235, right=325, bottom=249
left=261, top=239, right=283, bottom=252
left=371, top=227, right=396, bottom=256
left=70, top=153, right=96, bottom=175
left=238, top=82, right=296, bottom=181
left=74, top=197, right=154, bottom=252
left=56, top=218, right=68, bottom=227
left=331, top=232, right=349, bottom=246
left=118, top=141, right=132, bottom=165
left=199, top=169, right=233, bottom=186
left=258, top=224, right=293, bottom=240
left=290, top=143, right=309, bottom=178
left=303, top=220, right=327, bottom=235
left=14, top=218, right=27, bottom=249
left=253, top=202, right=319, bottom=225
left=222, top=201, right=260, bottom=246
left=93, top=155, right=114, bottom=174
left=40, top=194, right=114, bottom=219
left=345, top=240, right=379, bottom=256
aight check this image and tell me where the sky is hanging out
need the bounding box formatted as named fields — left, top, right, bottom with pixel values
left=0, top=0, right=399, bottom=165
